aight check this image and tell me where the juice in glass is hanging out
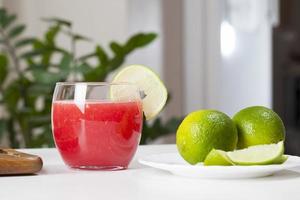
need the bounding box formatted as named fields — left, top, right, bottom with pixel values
left=52, top=83, right=143, bottom=170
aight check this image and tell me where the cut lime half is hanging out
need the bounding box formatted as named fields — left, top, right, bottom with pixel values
left=227, top=141, right=284, bottom=165
left=204, top=149, right=234, bottom=166
left=111, top=65, right=168, bottom=120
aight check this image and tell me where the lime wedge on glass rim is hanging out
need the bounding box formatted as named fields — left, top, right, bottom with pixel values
left=227, top=141, right=284, bottom=165
left=111, top=65, right=168, bottom=120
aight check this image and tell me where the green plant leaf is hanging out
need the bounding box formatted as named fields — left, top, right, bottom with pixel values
left=42, top=17, right=72, bottom=27
left=77, top=47, right=107, bottom=62
left=3, top=82, right=21, bottom=113
left=83, top=68, right=99, bottom=81
left=28, top=115, right=51, bottom=126
left=42, top=51, right=52, bottom=66
left=0, top=9, right=17, bottom=29
left=78, top=52, right=96, bottom=61
left=30, top=132, right=48, bottom=147
left=27, top=84, right=53, bottom=96
left=165, top=117, right=182, bottom=133
left=32, top=69, right=65, bottom=85
left=33, top=39, right=44, bottom=49
left=140, top=116, right=182, bottom=144
left=25, top=57, right=37, bottom=67
left=59, top=53, right=72, bottom=70
left=83, top=66, right=107, bottom=82
left=0, top=119, right=6, bottom=137
left=0, top=8, right=7, bottom=27
left=32, top=125, right=55, bottom=147
left=40, top=26, right=61, bottom=65
left=21, top=49, right=47, bottom=58
left=15, top=38, right=36, bottom=48
left=45, top=25, right=60, bottom=46
left=0, top=54, right=8, bottom=84
left=77, top=62, right=92, bottom=74
left=110, top=42, right=124, bottom=55
left=0, top=8, right=6, bottom=17
left=95, top=45, right=109, bottom=65
left=26, top=63, right=50, bottom=71
left=7, top=118, right=19, bottom=148
left=2, top=14, right=16, bottom=28
left=8, top=24, right=25, bottom=38
left=53, top=46, right=68, bottom=54
left=71, top=33, right=91, bottom=42
left=21, top=46, right=66, bottom=59
left=124, top=33, right=157, bottom=53
left=109, top=56, right=124, bottom=71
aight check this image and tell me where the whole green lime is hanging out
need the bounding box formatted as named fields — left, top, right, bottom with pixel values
left=176, top=110, right=238, bottom=165
left=233, top=106, right=285, bottom=149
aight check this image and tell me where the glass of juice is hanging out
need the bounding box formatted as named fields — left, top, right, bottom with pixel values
left=51, top=82, right=143, bottom=170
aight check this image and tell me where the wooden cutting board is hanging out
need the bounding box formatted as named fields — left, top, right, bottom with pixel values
left=0, top=149, right=43, bottom=175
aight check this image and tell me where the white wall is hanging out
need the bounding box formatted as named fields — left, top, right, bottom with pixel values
left=219, top=23, right=272, bottom=116
left=183, top=0, right=222, bottom=113
left=4, top=0, right=128, bottom=59
left=183, top=0, right=205, bottom=113
left=217, top=0, right=272, bottom=116
left=127, top=0, right=163, bottom=77
left=183, top=0, right=273, bottom=117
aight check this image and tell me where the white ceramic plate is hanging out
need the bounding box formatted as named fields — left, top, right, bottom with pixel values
left=139, top=153, right=300, bottom=179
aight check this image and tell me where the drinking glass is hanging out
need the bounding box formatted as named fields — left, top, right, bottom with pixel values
left=51, top=82, right=143, bottom=170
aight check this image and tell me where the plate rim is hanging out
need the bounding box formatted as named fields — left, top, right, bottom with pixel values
left=138, top=153, right=300, bottom=170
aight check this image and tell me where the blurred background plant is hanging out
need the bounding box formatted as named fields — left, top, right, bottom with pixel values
left=0, top=8, right=180, bottom=148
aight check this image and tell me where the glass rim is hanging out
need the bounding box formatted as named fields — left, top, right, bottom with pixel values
left=55, top=82, right=136, bottom=86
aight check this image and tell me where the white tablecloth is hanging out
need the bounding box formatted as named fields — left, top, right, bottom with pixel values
left=1, top=145, right=300, bottom=200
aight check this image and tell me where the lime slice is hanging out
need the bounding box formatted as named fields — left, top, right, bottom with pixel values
left=204, top=149, right=234, bottom=166
left=272, top=155, right=288, bottom=164
left=227, top=141, right=284, bottom=165
left=111, top=65, right=168, bottom=120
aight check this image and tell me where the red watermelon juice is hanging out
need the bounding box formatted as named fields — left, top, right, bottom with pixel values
left=52, top=100, right=143, bottom=170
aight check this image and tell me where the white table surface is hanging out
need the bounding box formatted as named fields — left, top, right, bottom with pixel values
left=1, top=145, right=300, bottom=200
